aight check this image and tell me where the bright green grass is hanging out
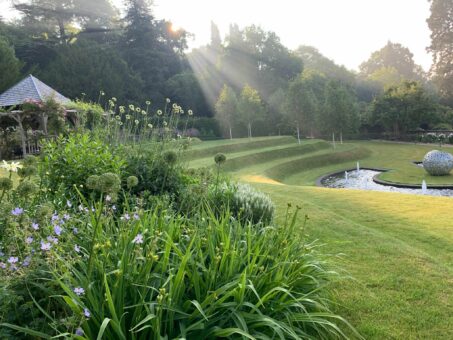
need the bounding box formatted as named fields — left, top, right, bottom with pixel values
left=187, top=137, right=453, bottom=339
left=252, top=184, right=453, bottom=339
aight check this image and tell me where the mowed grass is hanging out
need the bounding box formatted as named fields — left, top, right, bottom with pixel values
left=187, top=136, right=453, bottom=339
left=255, top=184, right=453, bottom=339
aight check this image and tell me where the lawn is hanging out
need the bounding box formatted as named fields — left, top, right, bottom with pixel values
left=188, top=137, right=453, bottom=339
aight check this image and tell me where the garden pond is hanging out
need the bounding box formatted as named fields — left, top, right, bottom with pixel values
left=321, top=169, right=453, bottom=197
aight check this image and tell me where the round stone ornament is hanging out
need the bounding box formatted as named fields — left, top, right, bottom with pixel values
left=422, top=150, right=453, bottom=176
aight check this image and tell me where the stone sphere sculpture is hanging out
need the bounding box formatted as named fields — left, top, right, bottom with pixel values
left=422, top=150, right=453, bottom=176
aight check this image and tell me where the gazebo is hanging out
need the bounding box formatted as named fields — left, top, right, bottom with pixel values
left=0, top=75, right=71, bottom=157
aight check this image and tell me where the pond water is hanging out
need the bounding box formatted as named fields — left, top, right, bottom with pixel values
left=321, top=169, right=453, bottom=197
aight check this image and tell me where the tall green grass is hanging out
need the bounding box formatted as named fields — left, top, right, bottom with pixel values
left=3, top=204, right=358, bottom=339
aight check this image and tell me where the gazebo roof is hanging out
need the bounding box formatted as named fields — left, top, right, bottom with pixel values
left=0, top=75, right=70, bottom=107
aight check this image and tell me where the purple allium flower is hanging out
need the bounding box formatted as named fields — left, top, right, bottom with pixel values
left=41, top=241, right=52, bottom=251
left=132, top=233, right=144, bottom=244
left=74, top=245, right=81, bottom=253
left=0, top=262, right=6, bottom=269
left=11, top=207, right=23, bottom=216
left=73, top=227, right=78, bottom=235
left=26, top=236, right=33, bottom=244
left=83, top=308, right=91, bottom=318
left=75, top=328, right=84, bottom=336
left=73, top=287, right=85, bottom=296
left=54, top=225, right=62, bottom=236
left=8, top=256, right=18, bottom=264
left=31, top=222, right=39, bottom=230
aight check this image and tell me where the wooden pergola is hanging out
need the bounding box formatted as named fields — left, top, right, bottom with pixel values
left=0, top=75, right=71, bottom=156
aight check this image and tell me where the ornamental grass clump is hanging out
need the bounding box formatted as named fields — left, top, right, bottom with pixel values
left=3, top=204, right=356, bottom=339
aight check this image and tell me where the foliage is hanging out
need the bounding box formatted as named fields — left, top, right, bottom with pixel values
left=238, top=84, right=265, bottom=138
left=39, top=133, right=125, bottom=199
left=2, top=203, right=352, bottom=339
left=215, top=85, right=238, bottom=138
left=0, top=36, right=21, bottom=93
left=371, top=81, right=438, bottom=136
left=359, top=41, right=425, bottom=84
left=427, top=0, right=453, bottom=105
left=321, top=80, right=359, bottom=135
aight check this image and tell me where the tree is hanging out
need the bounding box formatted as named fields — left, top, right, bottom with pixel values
left=0, top=37, right=22, bottom=92
left=210, top=21, right=222, bottom=50
left=37, top=38, right=142, bottom=103
left=295, top=46, right=355, bottom=85
left=285, top=76, right=319, bottom=142
left=238, top=84, right=264, bottom=138
left=321, top=80, right=359, bottom=138
left=14, top=0, right=118, bottom=43
left=371, top=81, right=438, bottom=137
left=215, top=85, right=238, bottom=139
left=359, top=42, right=425, bottom=85
left=121, top=0, right=187, bottom=103
left=427, top=0, right=453, bottom=105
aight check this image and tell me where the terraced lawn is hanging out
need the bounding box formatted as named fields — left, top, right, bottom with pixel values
left=188, top=137, right=453, bottom=339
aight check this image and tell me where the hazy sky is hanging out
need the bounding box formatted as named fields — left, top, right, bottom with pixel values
left=1, top=0, right=433, bottom=71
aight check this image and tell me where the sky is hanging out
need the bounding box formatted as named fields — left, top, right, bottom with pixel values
left=0, top=0, right=433, bottom=71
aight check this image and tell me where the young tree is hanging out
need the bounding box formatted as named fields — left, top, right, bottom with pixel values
left=215, top=85, right=238, bottom=139
left=427, top=0, right=453, bottom=105
left=285, top=76, right=319, bottom=142
left=321, top=80, right=359, bottom=139
left=238, top=84, right=264, bottom=139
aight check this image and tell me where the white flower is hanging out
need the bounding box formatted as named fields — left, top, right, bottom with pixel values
left=1, top=160, right=23, bottom=173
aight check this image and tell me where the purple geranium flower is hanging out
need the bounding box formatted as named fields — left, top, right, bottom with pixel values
left=31, top=222, right=39, bottom=230
left=132, top=233, right=144, bottom=244
left=54, top=225, right=62, bottom=236
left=73, top=287, right=85, bottom=296
left=41, top=241, right=52, bottom=251
left=7, top=256, right=18, bottom=264
left=74, top=245, right=81, bottom=253
left=121, top=213, right=130, bottom=221
left=0, top=262, right=6, bottom=269
left=26, top=236, right=33, bottom=244
left=83, top=308, right=91, bottom=318
left=75, top=328, right=84, bottom=336
left=11, top=207, right=23, bottom=216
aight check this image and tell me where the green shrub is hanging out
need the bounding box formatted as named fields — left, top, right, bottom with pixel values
left=125, top=149, right=184, bottom=200
left=39, top=133, right=125, bottom=199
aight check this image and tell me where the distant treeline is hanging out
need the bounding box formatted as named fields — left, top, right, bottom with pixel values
left=0, top=0, right=452, bottom=139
